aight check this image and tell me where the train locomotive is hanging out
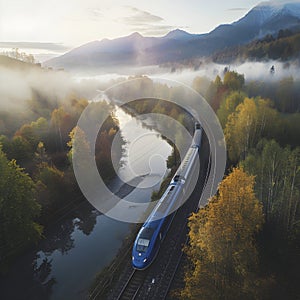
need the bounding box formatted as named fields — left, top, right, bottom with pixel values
left=132, top=123, right=203, bottom=270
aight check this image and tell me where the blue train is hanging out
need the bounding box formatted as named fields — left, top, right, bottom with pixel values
left=132, top=123, right=203, bottom=270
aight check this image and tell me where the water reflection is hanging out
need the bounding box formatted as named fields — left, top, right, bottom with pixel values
left=33, top=257, right=56, bottom=297
left=0, top=107, right=172, bottom=300
left=114, top=107, right=172, bottom=185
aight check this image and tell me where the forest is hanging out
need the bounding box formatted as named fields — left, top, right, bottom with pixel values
left=0, top=53, right=299, bottom=299
left=0, top=61, right=195, bottom=273
left=212, top=29, right=300, bottom=64
left=0, top=61, right=123, bottom=270
left=180, top=70, right=300, bottom=299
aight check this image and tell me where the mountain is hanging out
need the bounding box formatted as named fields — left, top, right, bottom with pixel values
left=206, top=2, right=300, bottom=46
left=163, top=29, right=200, bottom=40
left=212, top=29, right=300, bottom=63
left=45, top=1, right=300, bottom=70
left=45, top=30, right=203, bottom=70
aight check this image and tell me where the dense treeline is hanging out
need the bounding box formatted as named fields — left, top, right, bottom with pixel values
left=1, top=48, right=36, bottom=64
left=182, top=71, right=300, bottom=299
left=212, top=29, right=300, bottom=64
left=194, top=70, right=300, bottom=114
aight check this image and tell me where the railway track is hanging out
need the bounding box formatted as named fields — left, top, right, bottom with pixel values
left=140, top=210, right=189, bottom=300
left=116, top=269, right=147, bottom=300
left=109, top=209, right=186, bottom=300
left=103, top=133, right=210, bottom=300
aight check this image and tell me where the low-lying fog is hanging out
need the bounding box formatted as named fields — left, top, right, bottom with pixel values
left=1, top=60, right=299, bottom=111
left=74, top=60, right=300, bottom=87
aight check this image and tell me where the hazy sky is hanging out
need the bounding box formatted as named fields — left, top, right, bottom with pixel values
left=0, top=0, right=290, bottom=53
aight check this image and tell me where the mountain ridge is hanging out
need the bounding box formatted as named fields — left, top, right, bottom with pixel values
left=45, top=1, right=300, bottom=70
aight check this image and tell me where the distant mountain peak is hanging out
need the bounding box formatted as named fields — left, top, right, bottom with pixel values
left=257, top=1, right=300, bottom=7
left=128, top=32, right=143, bottom=38
left=164, top=29, right=192, bottom=39
left=254, top=1, right=300, bottom=16
left=233, top=1, right=300, bottom=30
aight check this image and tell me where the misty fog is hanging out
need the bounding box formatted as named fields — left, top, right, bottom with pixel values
left=1, top=60, right=300, bottom=113
left=152, top=60, right=300, bottom=85
left=71, top=60, right=300, bottom=89
left=0, top=66, right=111, bottom=111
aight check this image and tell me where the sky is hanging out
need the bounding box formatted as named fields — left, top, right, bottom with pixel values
left=0, top=0, right=292, bottom=58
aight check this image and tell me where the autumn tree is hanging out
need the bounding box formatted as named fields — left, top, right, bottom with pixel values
left=50, top=107, right=71, bottom=151
left=13, top=117, right=48, bottom=153
left=35, top=162, right=66, bottom=222
left=181, top=168, right=264, bottom=300
left=0, top=147, right=42, bottom=265
left=217, top=91, right=247, bottom=128
left=206, top=72, right=244, bottom=111
left=205, top=75, right=225, bottom=111
left=49, top=99, right=89, bottom=153
left=34, top=141, right=50, bottom=165
left=223, top=71, right=245, bottom=91
left=67, top=126, right=92, bottom=166
left=224, top=97, right=278, bottom=162
left=14, top=123, right=38, bottom=151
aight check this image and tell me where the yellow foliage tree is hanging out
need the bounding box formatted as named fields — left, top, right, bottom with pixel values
left=225, top=97, right=278, bottom=162
left=181, top=167, right=264, bottom=300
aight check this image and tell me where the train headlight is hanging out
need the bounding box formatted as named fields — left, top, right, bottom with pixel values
left=132, top=256, right=135, bottom=261
left=143, top=258, right=147, bottom=263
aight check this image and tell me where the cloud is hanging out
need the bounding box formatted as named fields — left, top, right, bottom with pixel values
left=121, top=6, right=181, bottom=36
left=123, top=7, right=164, bottom=25
left=0, top=42, right=69, bottom=52
left=227, top=8, right=247, bottom=11
left=88, top=8, right=104, bottom=20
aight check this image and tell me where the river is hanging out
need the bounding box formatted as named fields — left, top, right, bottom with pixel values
left=0, top=106, right=172, bottom=300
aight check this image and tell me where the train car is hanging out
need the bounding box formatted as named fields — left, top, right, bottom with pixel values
left=132, top=123, right=203, bottom=270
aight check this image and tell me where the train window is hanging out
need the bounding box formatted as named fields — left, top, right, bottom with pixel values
left=174, top=175, right=180, bottom=182
left=136, top=227, right=154, bottom=252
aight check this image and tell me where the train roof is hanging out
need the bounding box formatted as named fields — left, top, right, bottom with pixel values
left=140, top=125, right=202, bottom=234
left=173, top=147, right=198, bottom=181
left=144, top=184, right=179, bottom=224
left=138, top=226, right=155, bottom=239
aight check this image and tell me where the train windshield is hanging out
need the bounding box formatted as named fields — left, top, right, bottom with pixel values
left=136, top=227, right=154, bottom=252
left=137, top=238, right=150, bottom=252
